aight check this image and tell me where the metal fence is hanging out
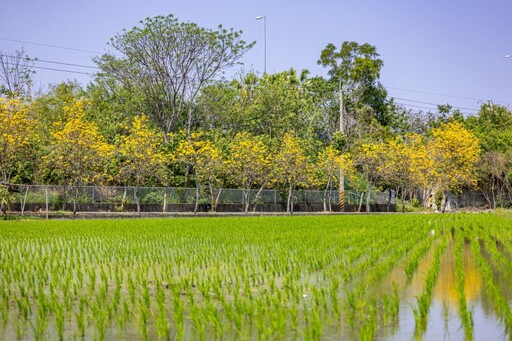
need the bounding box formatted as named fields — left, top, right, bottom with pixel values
left=4, top=184, right=395, bottom=213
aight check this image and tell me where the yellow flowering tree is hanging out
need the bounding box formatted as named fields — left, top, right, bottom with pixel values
left=0, top=97, right=39, bottom=183
left=354, top=142, right=381, bottom=212
left=315, top=145, right=353, bottom=211
left=117, top=115, right=166, bottom=213
left=274, top=133, right=311, bottom=213
left=225, top=132, right=273, bottom=212
left=408, top=134, right=435, bottom=208
left=175, top=132, right=224, bottom=213
left=373, top=136, right=423, bottom=212
left=44, top=100, right=114, bottom=214
left=428, top=121, right=480, bottom=212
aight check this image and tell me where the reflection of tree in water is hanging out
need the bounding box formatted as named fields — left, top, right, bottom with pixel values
left=478, top=241, right=512, bottom=316
left=434, top=240, right=481, bottom=308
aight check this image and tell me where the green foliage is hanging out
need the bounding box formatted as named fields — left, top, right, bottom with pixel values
left=95, top=13, right=254, bottom=137
left=331, top=131, right=347, bottom=152
left=0, top=184, right=13, bottom=212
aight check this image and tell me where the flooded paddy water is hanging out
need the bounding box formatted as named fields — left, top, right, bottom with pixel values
left=1, top=214, right=512, bottom=340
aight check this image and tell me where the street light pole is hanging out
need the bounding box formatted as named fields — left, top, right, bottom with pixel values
left=256, top=15, right=266, bottom=74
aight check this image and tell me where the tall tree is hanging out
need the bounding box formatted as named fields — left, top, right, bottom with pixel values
left=0, top=49, right=35, bottom=97
left=95, top=14, right=254, bottom=139
left=317, top=41, right=394, bottom=143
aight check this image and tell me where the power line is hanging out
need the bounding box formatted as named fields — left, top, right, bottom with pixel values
left=392, top=97, right=479, bottom=112
left=388, top=86, right=512, bottom=106
left=0, top=37, right=103, bottom=54
left=2, top=61, right=94, bottom=75
left=0, top=53, right=98, bottom=70
left=394, top=102, right=439, bottom=112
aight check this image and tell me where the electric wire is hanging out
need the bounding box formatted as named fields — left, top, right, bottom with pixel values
left=0, top=36, right=508, bottom=111
left=392, top=97, right=479, bottom=112
left=0, top=37, right=103, bottom=54
left=1, top=61, right=94, bottom=75
left=0, top=53, right=98, bottom=70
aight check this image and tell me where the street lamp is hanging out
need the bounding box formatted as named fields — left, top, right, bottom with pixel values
left=256, top=15, right=266, bottom=74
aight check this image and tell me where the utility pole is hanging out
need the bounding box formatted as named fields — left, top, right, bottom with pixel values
left=339, top=80, right=345, bottom=212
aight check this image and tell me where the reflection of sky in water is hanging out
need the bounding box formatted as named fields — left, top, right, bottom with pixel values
left=384, top=239, right=508, bottom=340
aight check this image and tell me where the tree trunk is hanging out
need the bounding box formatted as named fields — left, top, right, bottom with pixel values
left=214, top=188, right=222, bottom=212
left=21, top=185, right=29, bottom=216
left=366, top=185, right=371, bottom=213
left=163, top=187, right=168, bottom=212
left=400, top=187, right=406, bottom=213
left=135, top=186, right=141, bottom=216
left=252, top=183, right=267, bottom=213
left=387, top=188, right=392, bottom=212
left=441, top=191, right=450, bottom=213
left=73, top=185, right=78, bottom=215
left=288, top=184, right=294, bottom=214
left=62, top=185, right=67, bottom=211
left=194, top=184, right=200, bottom=214
left=358, top=192, right=364, bottom=212
left=244, top=189, right=251, bottom=213
left=323, top=177, right=331, bottom=212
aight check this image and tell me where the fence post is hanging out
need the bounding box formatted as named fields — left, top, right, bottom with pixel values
left=45, top=187, right=49, bottom=220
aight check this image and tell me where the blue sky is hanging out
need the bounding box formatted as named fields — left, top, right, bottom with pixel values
left=1, top=0, right=511, bottom=115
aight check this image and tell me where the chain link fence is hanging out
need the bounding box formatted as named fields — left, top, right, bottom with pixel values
left=4, top=184, right=395, bottom=214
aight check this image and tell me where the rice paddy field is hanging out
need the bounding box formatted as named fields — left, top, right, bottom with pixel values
left=1, top=213, right=512, bottom=340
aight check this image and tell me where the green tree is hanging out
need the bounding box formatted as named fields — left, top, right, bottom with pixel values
left=476, top=151, right=511, bottom=209
left=95, top=14, right=254, bottom=139
left=85, top=78, right=144, bottom=143
left=197, top=70, right=320, bottom=140
left=466, top=103, right=512, bottom=153
left=0, top=184, right=13, bottom=215
left=465, top=103, right=512, bottom=207
left=318, top=41, right=391, bottom=126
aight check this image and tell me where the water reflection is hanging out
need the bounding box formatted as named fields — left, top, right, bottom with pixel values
left=393, top=237, right=508, bottom=341
left=434, top=240, right=482, bottom=306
